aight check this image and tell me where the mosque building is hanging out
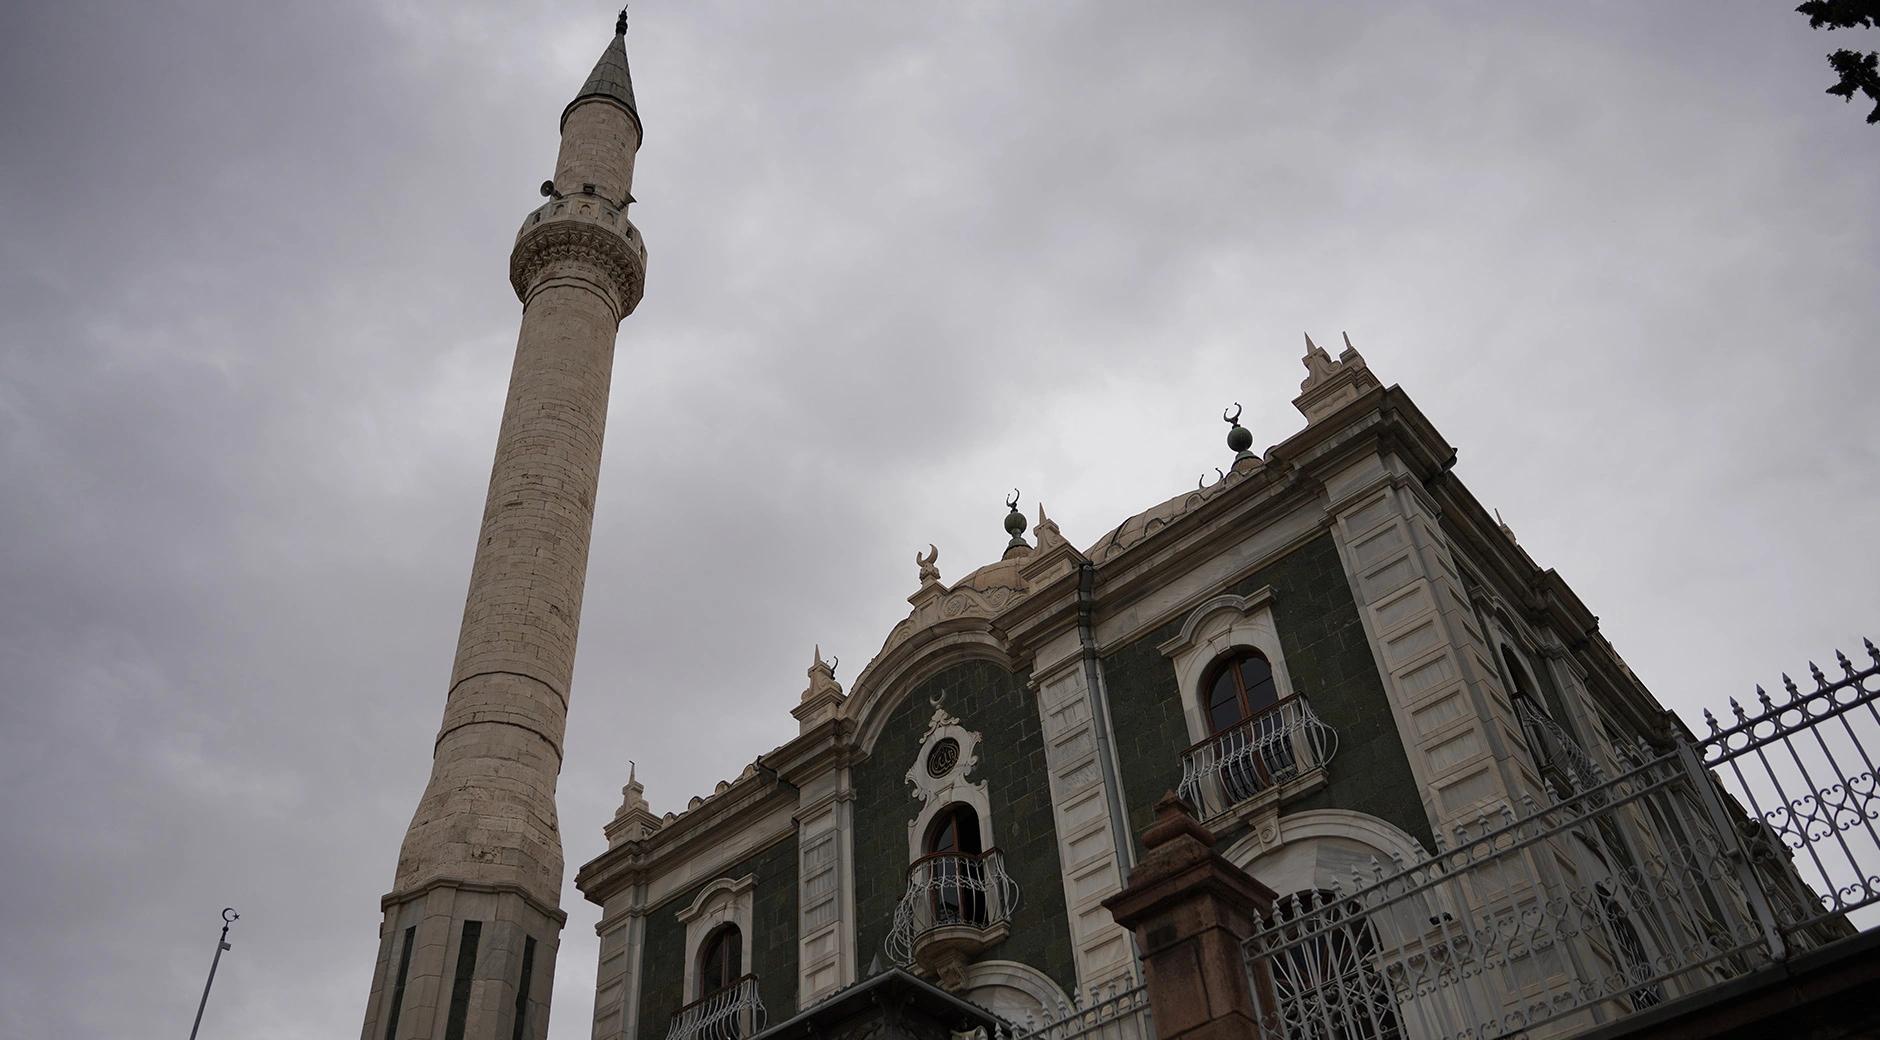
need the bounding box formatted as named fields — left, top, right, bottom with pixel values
left=358, top=14, right=1871, bottom=1040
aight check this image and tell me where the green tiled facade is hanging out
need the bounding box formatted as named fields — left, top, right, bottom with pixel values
left=1102, top=532, right=1435, bottom=852
left=634, top=834, right=799, bottom=1036
left=850, top=658, right=1078, bottom=996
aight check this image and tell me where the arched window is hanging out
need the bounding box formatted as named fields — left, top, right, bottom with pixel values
left=1202, top=650, right=1295, bottom=799
left=697, top=923, right=742, bottom=997
left=925, top=803, right=983, bottom=857
left=923, top=803, right=985, bottom=926
left=1501, top=646, right=1542, bottom=712
left=1204, top=649, right=1281, bottom=734
left=1267, top=890, right=1402, bottom=1040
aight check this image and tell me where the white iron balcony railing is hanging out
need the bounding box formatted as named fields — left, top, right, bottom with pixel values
left=1242, top=640, right=1880, bottom=1040
left=665, top=975, right=765, bottom=1040
left=1514, top=697, right=1607, bottom=797
left=1179, top=696, right=1337, bottom=819
left=885, top=848, right=1020, bottom=968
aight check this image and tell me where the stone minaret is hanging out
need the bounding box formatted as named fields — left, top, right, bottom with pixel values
left=361, top=15, right=646, bottom=1040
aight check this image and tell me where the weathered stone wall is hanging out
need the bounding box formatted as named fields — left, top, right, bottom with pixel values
left=1102, top=533, right=1434, bottom=851
left=634, top=835, right=800, bottom=1037
left=851, top=658, right=1077, bottom=996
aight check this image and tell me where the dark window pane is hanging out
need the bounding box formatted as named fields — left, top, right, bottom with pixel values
left=1240, top=654, right=1278, bottom=714
left=701, top=926, right=740, bottom=994
left=930, top=814, right=957, bottom=853
left=1208, top=667, right=1243, bottom=732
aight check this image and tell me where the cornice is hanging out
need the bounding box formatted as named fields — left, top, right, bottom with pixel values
left=574, top=770, right=795, bottom=906
left=381, top=877, right=567, bottom=926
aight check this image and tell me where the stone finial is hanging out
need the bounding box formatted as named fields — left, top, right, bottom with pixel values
left=1142, top=790, right=1215, bottom=852
left=622, top=760, right=646, bottom=811
left=1293, top=330, right=1381, bottom=424
left=615, top=6, right=628, bottom=35
left=916, top=543, right=941, bottom=587
left=804, top=644, right=842, bottom=700
left=1002, top=489, right=1032, bottom=559
left=1033, top=502, right=1064, bottom=550
left=1223, top=402, right=1256, bottom=463
left=604, top=759, right=661, bottom=847
left=794, top=643, right=847, bottom=732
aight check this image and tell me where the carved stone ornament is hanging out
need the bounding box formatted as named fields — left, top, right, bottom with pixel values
left=922, top=697, right=961, bottom=740
left=509, top=218, right=647, bottom=316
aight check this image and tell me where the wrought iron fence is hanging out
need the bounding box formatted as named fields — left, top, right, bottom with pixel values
left=1241, top=640, right=1880, bottom=1040
left=989, top=972, right=1155, bottom=1040
left=665, top=974, right=765, bottom=1040
left=885, top=849, right=1021, bottom=966
left=1178, top=696, right=1338, bottom=819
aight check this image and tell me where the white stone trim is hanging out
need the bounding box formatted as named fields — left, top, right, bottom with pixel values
left=795, top=776, right=857, bottom=1007
left=590, top=893, right=644, bottom=1040
left=1221, top=808, right=1430, bottom=876
left=1034, top=669, right=1135, bottom=989
left=961, top=959, right=1075, bottom=1025
left=678, top=875, right=754, bottom=1001
left=905, top=702, right=994, bottom=859
left=1157, top=588, right=1300, bottom=745
left=849, top=636, right=1016, bottom=757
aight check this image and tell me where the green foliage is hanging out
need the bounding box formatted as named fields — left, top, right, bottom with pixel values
left=1797, top=0, right=1880, bottom=123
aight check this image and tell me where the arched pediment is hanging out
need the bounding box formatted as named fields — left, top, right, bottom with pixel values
left=847, top=632, right=1019, bottom=758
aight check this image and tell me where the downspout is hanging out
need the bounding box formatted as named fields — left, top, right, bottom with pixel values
left=1078, top=560, right=1137, bottom=875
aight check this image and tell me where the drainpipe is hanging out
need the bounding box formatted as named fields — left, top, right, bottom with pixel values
left=1078, top=561, right=1137, bottom=875
left=1078, top=560, right=1145, bottom=981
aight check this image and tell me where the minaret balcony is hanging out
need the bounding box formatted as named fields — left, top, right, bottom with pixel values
left=665, top=975, right=765, bottom=1040
left=1177, top=695, right=1338, bottom=821
left=509, top=186, right=647, bottom=313
left=515, top=187, right=641, bottom=247
left=884, top=849, right=1020, bottom=988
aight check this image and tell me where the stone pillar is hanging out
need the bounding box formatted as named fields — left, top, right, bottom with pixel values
left=1102, top=793, right=1275, bottom=1040
left=361, top=22, right=646, bottom=1040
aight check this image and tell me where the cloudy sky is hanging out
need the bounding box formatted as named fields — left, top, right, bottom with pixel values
left=1, top=1, right=1875, bottom=1037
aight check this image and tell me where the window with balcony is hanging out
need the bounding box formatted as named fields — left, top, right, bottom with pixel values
left=885, top=800, right=1020, bottom=981
left=1179, top=650, right=1337, bottom=819
left=671, top=879, right=764, bottom=1040
left=924, top=804, right=987, bottom=928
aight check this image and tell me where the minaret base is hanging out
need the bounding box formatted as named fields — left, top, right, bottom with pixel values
left=361, top=882, right=565, bottom=1040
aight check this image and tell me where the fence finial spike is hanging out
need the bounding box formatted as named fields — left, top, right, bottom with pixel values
left=1810, top=661, right=1829, bottom=689
left=1837, top=648, right=1856, bottom=678
left=1730, top=696, right=1748, bottom=721
left=1703, top=708, right=1720, bottom=733
left=1865, top=637, right=1879, bottom=666
left=1501, top=802, right=1518, bottom=827
left=1782, top=672, right=1801, bottom=698
left=1756, top=684, right=1774, bottom=711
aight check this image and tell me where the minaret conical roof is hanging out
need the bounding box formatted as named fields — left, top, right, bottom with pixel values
left=561, top=18, right=641, bottom=137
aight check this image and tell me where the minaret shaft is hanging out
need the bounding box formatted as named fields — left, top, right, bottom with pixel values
left=362, top=22, right=645, bottom=1040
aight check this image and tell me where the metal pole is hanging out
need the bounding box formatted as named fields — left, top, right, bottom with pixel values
left=188, top=907, right=239, bottom=1040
